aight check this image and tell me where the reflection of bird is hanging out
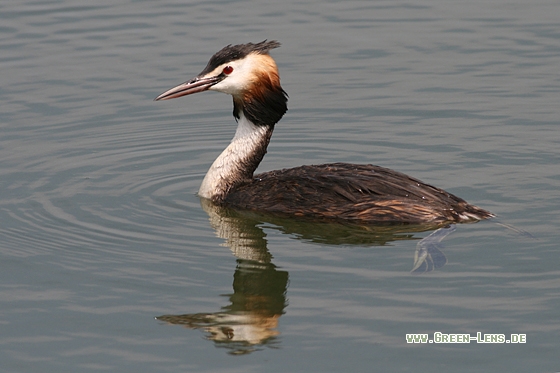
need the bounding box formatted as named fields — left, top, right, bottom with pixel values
left=155, top=40, right=494, bottom=225
left=157, top=259, right=288, bottom=355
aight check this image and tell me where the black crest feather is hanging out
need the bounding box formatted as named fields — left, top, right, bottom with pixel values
left=199, top=40, right=281, bottom=76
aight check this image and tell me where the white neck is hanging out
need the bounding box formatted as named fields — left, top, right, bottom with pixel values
left=198, top=113, right=272, bottom=201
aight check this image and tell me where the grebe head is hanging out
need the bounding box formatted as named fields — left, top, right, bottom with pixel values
left=155, top=40, right=288, bottom=127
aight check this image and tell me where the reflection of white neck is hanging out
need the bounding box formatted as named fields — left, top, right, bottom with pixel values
left=198, top=112, right=272, bottom=201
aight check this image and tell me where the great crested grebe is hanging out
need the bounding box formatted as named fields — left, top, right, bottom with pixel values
left=155, top=40, right=494, bottom=225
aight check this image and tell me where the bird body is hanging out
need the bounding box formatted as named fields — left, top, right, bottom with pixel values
left=155, top=40, right=494, bottom=225
left=226, top=163, right=491, bottom=224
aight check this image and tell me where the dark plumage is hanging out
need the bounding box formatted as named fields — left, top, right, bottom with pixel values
left=224, top=163, right=493, bottom=224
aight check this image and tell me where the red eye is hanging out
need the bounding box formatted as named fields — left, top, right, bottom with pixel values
left=223, top=65, right=234, bottom=75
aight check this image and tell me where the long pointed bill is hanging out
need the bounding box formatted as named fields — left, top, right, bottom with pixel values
left=154, top=75, right=223, bottom=101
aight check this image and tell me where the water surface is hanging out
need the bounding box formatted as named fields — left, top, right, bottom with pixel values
left=1, top=0, right=559, bottom=372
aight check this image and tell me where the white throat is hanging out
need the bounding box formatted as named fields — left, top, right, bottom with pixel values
left=198, top=113, right=271, bottom=201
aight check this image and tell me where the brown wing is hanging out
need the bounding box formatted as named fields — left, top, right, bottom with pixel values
left=222, top=163, right=493, bottom=224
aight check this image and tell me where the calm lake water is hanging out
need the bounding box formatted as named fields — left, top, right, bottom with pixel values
left=1, top=0, right=559, bottom=372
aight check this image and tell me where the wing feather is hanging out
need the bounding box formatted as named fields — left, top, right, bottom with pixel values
left=222, top=163, right=493, bottom=224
